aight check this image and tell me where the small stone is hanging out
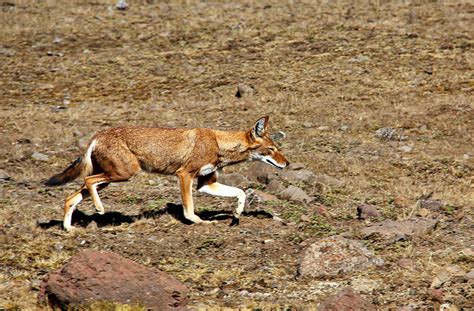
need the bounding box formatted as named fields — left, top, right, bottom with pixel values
left=219, top=173, right=249, bottom=188
left=419, top=199, right=443, bottom=211
left=147, top=235, right=158, bottom=242
left=298, top=236, right=384, bottom=278
left=86, top=221, right=98, bottom=231
left=398, top=258, right=414, bottom=269
left=247, top=189, right=278, bottom=203
left=430, top=288, right=444, bottom=302
left=349, top=55, right=370, bottom=62
left=300, top=214, right=311, bottom=222
left=375, top=127, right=397, bottom=140
left=235, top=83, right=255, bottom=98
left=269, top=131, right=286, bottom=141
left=265, top=178, right=285, bottom=193
left=439, top=304, right=459, bottom=311
left=289, top=162, right=305, bottom=170
left=339, top=125, right=349, bottom=132
left=399, top=145, right=413, bottom=153
left=314, top=174, right=344, bottom=187
left=350, top=278, right=380, bottom=293
left=431, top=265, right=466, bottom=288
left=318, top=287, right=376, bottom=311
left=465, top=269, right=474, bottom=279
left=116, top=0, right=128, bottom=10
left=0, top=169, right=11, bottom=181
left=461, top=248, right=474, bottom=258
left=357, top=203, right=381, bottom=219
left=417, top=208, right=430, bottom=217
left=279, top=169, right=315, bottom=183
left=362, top=219, right=438, bottom=242
left=246, top=161, right=277, bottom=184
left=318, top=126, right=330, bottom=131
left=272, top=215, right=285, bottom=223
left=280, top=185, right=312, bottom=203
left=32, top=152, right=49, bottom=161
left=302, top=122, right=313, bottom=128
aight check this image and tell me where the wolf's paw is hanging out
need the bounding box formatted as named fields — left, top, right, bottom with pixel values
left=230, top=218, right=240, bottom=226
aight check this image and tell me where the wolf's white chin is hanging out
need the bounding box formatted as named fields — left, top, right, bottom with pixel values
left=262, top=156, right=286, bottom=169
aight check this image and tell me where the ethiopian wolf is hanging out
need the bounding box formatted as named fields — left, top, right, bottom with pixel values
left=45, top=116, right=289, bottom=231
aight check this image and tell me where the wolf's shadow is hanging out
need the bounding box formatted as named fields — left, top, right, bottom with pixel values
left=38, top=203, right=274, bottom=230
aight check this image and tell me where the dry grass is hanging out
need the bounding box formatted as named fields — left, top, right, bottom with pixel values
left=1, top=0, right=473, bottom=309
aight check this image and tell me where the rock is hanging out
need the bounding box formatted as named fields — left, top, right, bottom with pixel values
left=297, top=236, right=384, bottom=278
left=430, top=288, right=444, bottom=302
left=300, top=214, right=311, bottom=222
left=339, top=125, right=349, bottom=132
left=0, top=169, right=11, bottom=182
left=431, top=265, right=466, bottom=288
left=246, top=161, right=278, bottom=184
left=375, top=127, right=407, bottom=141
left=466, top=269, right=474, bottom=280
left=318, top=287, right=376, bottom=311
left=439, top=303, right=459, bottom=311
left=417, top=208, right=430, bottom=217
left=349, top=55, right=371, bottom=62
left=398, top=258, right=414, bottom=269
left=116, top=0, right=128, bottom=10
left=38, top=250, right=188, bottom=309
left=357, top=203, right=381, bottom=219
left=269, top=131, right=286, bottom=141
left=279, top=169, right=315, bottom=183
left=350, top=278, right=380, bottom=293
left=246, top=189, right=278, bottom=203
left=419, top=199, right=444, bottom=211
left=235, top=83, right=255, bottom=98
left=266, top=179, right=285, bottom=193
left=361, top=219, right=437, bottom=241
left=314, top=174, right=344, bottom=187
left=86, top=221, right=98, bottom=231
left=399, top=145, right=413, bottom=153
left=318, top=126, right=330, bottom=131
left=32, top=152, right=49, bottom=161
left=280, top=185, right=312, bottom=203
left=289, top=162, right=306, bottom=170
left=218, top=173, right=249, bottom=188
left=302, top=122, right=313, bottom=128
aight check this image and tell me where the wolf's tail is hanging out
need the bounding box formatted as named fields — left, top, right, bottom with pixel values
left=44, top=140, right=97, bottom=186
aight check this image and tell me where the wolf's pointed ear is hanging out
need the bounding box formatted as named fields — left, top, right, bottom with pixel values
left=252, top=116, right=269, bottom=138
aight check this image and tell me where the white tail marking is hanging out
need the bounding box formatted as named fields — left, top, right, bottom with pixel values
left=81, top=139, right=97, bottom=178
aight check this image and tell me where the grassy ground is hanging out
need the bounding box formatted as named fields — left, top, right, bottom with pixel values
left=0, top=1, right=472, bottom=309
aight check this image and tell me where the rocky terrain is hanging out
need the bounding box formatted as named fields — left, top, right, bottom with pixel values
left=0, top=0, right=473, bottom=309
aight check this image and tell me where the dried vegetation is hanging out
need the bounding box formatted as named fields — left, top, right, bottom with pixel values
left=0, top=0, right=472, bottom=309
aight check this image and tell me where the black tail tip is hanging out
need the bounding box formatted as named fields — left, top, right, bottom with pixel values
left=44, top=176, right=63, bottom=187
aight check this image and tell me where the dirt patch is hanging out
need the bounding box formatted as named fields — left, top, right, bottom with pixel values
left=1, top=1, right=472, bottom=309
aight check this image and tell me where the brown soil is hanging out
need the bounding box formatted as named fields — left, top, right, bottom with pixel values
left=1, top=1, right=472, bottom=309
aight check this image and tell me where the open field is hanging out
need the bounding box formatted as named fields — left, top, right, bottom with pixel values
left=0, top=0, right=473, bottom=309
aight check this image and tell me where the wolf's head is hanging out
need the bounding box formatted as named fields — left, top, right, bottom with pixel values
left=247, top=116, right=289, bottom=169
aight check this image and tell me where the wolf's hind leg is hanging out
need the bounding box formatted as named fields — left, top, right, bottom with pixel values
left=84, top=174, right=111, bottom=215
left=63, top=185, right=89, bottom=231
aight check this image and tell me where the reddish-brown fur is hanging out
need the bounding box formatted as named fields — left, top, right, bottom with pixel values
left=46, top=116, right=289, bottom=230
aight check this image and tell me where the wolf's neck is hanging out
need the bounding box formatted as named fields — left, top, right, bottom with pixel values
left=215, top=130, right=252, bottom=166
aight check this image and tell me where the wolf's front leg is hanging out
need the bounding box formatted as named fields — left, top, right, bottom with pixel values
left=177, top=171, right=210, bottom=224
left=197, top=176, right=246, bottom=225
